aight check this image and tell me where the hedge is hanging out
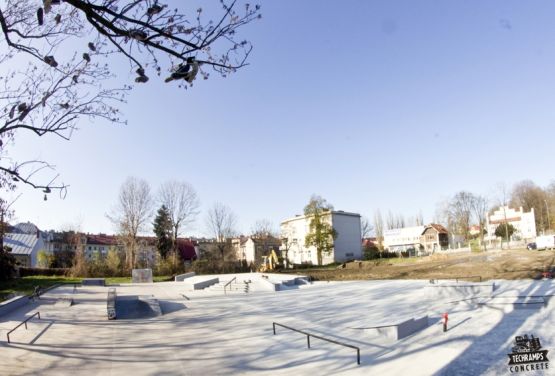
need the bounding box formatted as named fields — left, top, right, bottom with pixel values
left=18, top=267, right=70, bottom=277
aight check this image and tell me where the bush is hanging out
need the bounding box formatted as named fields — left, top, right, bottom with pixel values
left=0, top=247, right=16, bottom=281
left=191, top=259, right=249, bottom=274
left=19, top=267, right=70, bottom=277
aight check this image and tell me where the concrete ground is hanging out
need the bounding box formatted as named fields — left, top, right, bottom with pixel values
left=1, top=274, right=554, bottom=375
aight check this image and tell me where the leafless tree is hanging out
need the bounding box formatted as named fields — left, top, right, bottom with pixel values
left=510, top=180, right=548, bottom=232
left=472, top=194, right=489, bottom=251
left=108, top=177, right=152, bottom=269
left=251, top=219, right=276, bottom=238
left=446, top=191, right=475, bottom=242
left=373, top=209, right=384, bottom=249
left=360, top=216, right=373, bottom=239
left=205, top=202, right=237, bottom=260
left=0, top=1, right=260, bottom=194
left=159, top=180, right=200, bottom=265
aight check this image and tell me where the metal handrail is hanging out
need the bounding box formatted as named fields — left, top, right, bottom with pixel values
left=7, top=312, right=40, bottom=343
left=224, top=277, right=237, bottom=295
left=272, top=322, right=360, bottom=365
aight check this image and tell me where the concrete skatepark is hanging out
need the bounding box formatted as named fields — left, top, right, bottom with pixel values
left=1, top=273, right=555, bottom=375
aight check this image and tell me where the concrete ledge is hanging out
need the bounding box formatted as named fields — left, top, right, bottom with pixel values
left=478, top=297, right=545, bottom=309
left=132, top=269, right=153, bottom=283
left=107, top=288, right=116, bottom=320
left=184, top=277, right=219, bottom=291
left=357, top=316, right=429, bottom=340
left=83, top=278, right=106, bottom=286
left=0, top=295, right=28, bottom=317
left=175, top=272, right=196, bottom=282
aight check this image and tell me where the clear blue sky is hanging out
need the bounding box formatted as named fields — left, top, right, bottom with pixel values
left=8, top=0, right=555, bottom=235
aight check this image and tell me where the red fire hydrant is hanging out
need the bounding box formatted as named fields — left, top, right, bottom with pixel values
left=442, top=312, right=449, bottom=332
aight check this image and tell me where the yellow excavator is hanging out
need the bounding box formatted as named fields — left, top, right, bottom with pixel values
left=259, top=250, right=280, bottom=272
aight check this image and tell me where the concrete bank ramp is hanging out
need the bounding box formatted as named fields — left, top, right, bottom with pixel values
left=115, top=295, right=162, bottom=319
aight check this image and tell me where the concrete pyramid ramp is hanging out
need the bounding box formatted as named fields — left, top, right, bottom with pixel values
left=115, top=295, right=162, bottom=319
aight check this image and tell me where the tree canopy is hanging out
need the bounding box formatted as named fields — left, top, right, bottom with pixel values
left=153, top=204, right=172, bottom=259
left=0, top=1, right=260, bottom=195
left=304, top=195, right=337, bottom=266
left=495, top=222, right=515, bottom=241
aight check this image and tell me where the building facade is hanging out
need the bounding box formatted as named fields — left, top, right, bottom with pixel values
left=280, top=210, right=362, bottom=265
left=485, top=206, right=536, bottom=241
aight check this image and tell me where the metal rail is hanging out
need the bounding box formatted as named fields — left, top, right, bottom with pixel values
left=272, top=322, right=360, bottom=365
left=224, top=277, right=237, bottom=295
left=6, top=312, right=40, bottom=343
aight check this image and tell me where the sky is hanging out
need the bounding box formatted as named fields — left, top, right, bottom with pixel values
left=7, top=0, right=555, bottom=236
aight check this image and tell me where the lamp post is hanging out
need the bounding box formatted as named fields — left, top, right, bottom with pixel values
left=546, top=200, right=551, bottom=233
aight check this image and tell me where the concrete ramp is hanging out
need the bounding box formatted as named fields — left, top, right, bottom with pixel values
left=115, top=295, right=162, bottom=319
left=426, top=282, right=495, bottom=301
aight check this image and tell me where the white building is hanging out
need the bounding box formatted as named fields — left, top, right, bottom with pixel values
left=280, top=210, right=362, bottom=266
left=485, top=206, right=536, bottom=241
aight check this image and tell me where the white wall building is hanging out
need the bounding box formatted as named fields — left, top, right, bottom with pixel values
left=485, top=206, right=536, bottom=241
left=280, top=210, right=362, bottom=265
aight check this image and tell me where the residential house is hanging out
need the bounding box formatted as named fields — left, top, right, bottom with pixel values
left=485, top=206, right=536, bottom=241
left=280, top=210, right=362, bottom=265
left=232, top=236, right=281, bottom=264
left=3, top=222, right=46, bottom=267
left=383, top=224, right=449, bottom=255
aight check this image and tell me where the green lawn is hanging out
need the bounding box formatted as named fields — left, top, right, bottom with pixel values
left=0, top=275, right=172, bottom=302
left=0, top=275, right=82, bottom=301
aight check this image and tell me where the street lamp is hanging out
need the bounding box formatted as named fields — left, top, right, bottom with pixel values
left=546, top=200, right=551, bottom=232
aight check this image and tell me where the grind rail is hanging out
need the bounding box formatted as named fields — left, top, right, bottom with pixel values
left=272, top=322, right=360, bottom=365
left=224, top=277, right=237, bottom=295
left=6, top=311, right=40, bottom=343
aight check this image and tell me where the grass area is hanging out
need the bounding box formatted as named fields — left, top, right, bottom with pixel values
left=0, top=275, right=82, bottom=301
left=105, top=276, right=172, bottom=284
left=0, top=275, right=172, bottom=302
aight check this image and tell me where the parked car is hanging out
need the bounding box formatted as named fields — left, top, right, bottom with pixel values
left=527, top=242, right=537, bottom=250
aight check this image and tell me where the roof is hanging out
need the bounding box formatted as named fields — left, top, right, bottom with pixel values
left=177, top=239, right=197, bottom=260
left=4, top=233, right=40, bottom=255
left=281, top=210, right=361, bottom=224
left=425, top=224, right=448, bottom=234
left=87, top=234, right=118, bottom=246
left=12, top=222, right=39, bottom=235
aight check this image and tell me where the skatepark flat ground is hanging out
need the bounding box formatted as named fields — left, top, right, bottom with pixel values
left=1, top=275, right=555, bottom=375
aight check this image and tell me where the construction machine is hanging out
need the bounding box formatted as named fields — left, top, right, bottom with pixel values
left=259, top=249, right=280, bottom=272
